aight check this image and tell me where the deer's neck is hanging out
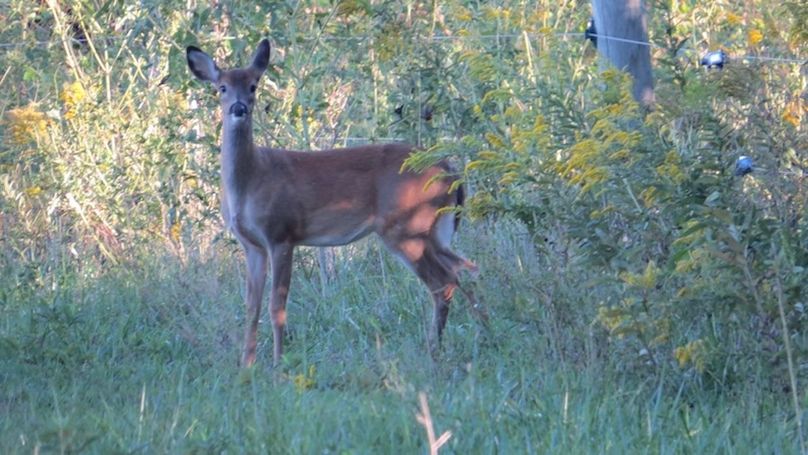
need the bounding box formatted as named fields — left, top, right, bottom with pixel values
left=220, top=119, right=256, bottom=195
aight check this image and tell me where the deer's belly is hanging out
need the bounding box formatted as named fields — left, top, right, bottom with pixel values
left=300, top=218, right=375, bottom=247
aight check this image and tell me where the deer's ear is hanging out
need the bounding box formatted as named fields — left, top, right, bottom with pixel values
left=187, top=46, right=220, bottom=82
left=250, top=39, right=271, bottom=75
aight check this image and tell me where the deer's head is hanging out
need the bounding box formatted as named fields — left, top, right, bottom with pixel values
left=186, top=39, right=271, bottom=123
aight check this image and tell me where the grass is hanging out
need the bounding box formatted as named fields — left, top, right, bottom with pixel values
left=0, top=223, right=801, bottom=453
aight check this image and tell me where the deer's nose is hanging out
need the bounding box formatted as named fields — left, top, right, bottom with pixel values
left=230, top=102, right=248, bottom=117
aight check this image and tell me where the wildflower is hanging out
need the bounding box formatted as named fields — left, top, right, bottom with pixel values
left=640, top=186, right=658, bottom=207
left=597, top=306, right=628, bottom=334
left=620, top=261, right=659, bottom=290
left=170, top=221, right=182, bottom=242
left=725, top=12, right=743, bottom=26
left=293, top=365, right=316, bottom=392
left=453, top=5, right=472, bottom=22
left=747, top=29, right=763, bottom=46
left=4, top=104, right=48, bottom=145
left=25, top=186, right=42, bottom=197
left=782, top=101, right=802, bottom=127
left=656, top=150, right=685, bottom=183
left=60, top=81, right=86, bottom=120
left=673, top=339, right=707, bottom=372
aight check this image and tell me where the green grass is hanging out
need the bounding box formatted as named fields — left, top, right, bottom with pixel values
left=0, top=224, right=801, bottom=453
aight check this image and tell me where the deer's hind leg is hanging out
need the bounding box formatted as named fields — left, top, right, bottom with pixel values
left=434, top=247, right=488, bottom=324
left=382, top=236, right=463, bottom=356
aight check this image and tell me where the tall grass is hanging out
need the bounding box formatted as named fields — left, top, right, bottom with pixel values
left=0, top=223, right=801, bottom=453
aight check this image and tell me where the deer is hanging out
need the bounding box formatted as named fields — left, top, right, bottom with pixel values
left=186, top=38, right=482, bottom=367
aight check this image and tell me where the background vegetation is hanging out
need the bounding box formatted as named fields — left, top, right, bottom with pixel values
left=1, top=0, right=806, bottom=452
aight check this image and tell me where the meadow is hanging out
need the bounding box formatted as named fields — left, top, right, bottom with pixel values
left=2, top=223, right=800, bottom=453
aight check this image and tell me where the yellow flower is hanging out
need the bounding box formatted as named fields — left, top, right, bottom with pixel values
left=597, top=306, right=628, bottom=333
left=725, top=12, right=743, bottom=26
left=656, top=150, right=685, bottom=183
left=293, top=365, right=316, bottom=392
left=484, top=132, right=506, bottom=149
left=783, top=110, right=800, bottom=127
left=782, top=101, right=802, bottom=127
left=747, top=29, right=763, bottom=46
left=640, top=186, right=657, bottom=207
left=673, top=339, right=707, bottom=372
left=620, top=261, right=659, bottom=290
left=170, top=221, right=182, bottom=242
left=675, top=247, right=707, bottom=274
left=60, top=81, right=86, bottom=120
left=453, top=5, right=472, bottom=22
left=482, top=6, right=501, bottom=20
left=4, top=104, right=48, bottom=145
left=498, top=171, right=518, bottom=186
left=25, top=186, right=43, bottom=197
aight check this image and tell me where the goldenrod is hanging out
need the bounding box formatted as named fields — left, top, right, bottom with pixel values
left=4, top=104, right=48, bottom=145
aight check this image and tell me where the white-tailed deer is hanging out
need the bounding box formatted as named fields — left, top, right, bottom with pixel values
left=187, top=39, right=481, bottom=367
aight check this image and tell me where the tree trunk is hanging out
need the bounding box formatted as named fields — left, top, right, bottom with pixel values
left=592, top=0, right=655, bottom=107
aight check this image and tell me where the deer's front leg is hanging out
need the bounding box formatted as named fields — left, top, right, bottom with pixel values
left=242, top=245, right=268, bottom=367
left=269, top=242, right=294, bottom=367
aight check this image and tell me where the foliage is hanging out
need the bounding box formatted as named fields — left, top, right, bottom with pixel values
left=407, top=0, right=808, bottom=390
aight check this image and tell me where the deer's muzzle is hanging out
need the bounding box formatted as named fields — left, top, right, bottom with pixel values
left=230, top=102, right=248, bottom=117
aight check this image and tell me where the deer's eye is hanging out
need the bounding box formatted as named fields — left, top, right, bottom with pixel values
left=219, top=85, right=227, bottom=93
left=250, top=84, right=257, bottom=93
